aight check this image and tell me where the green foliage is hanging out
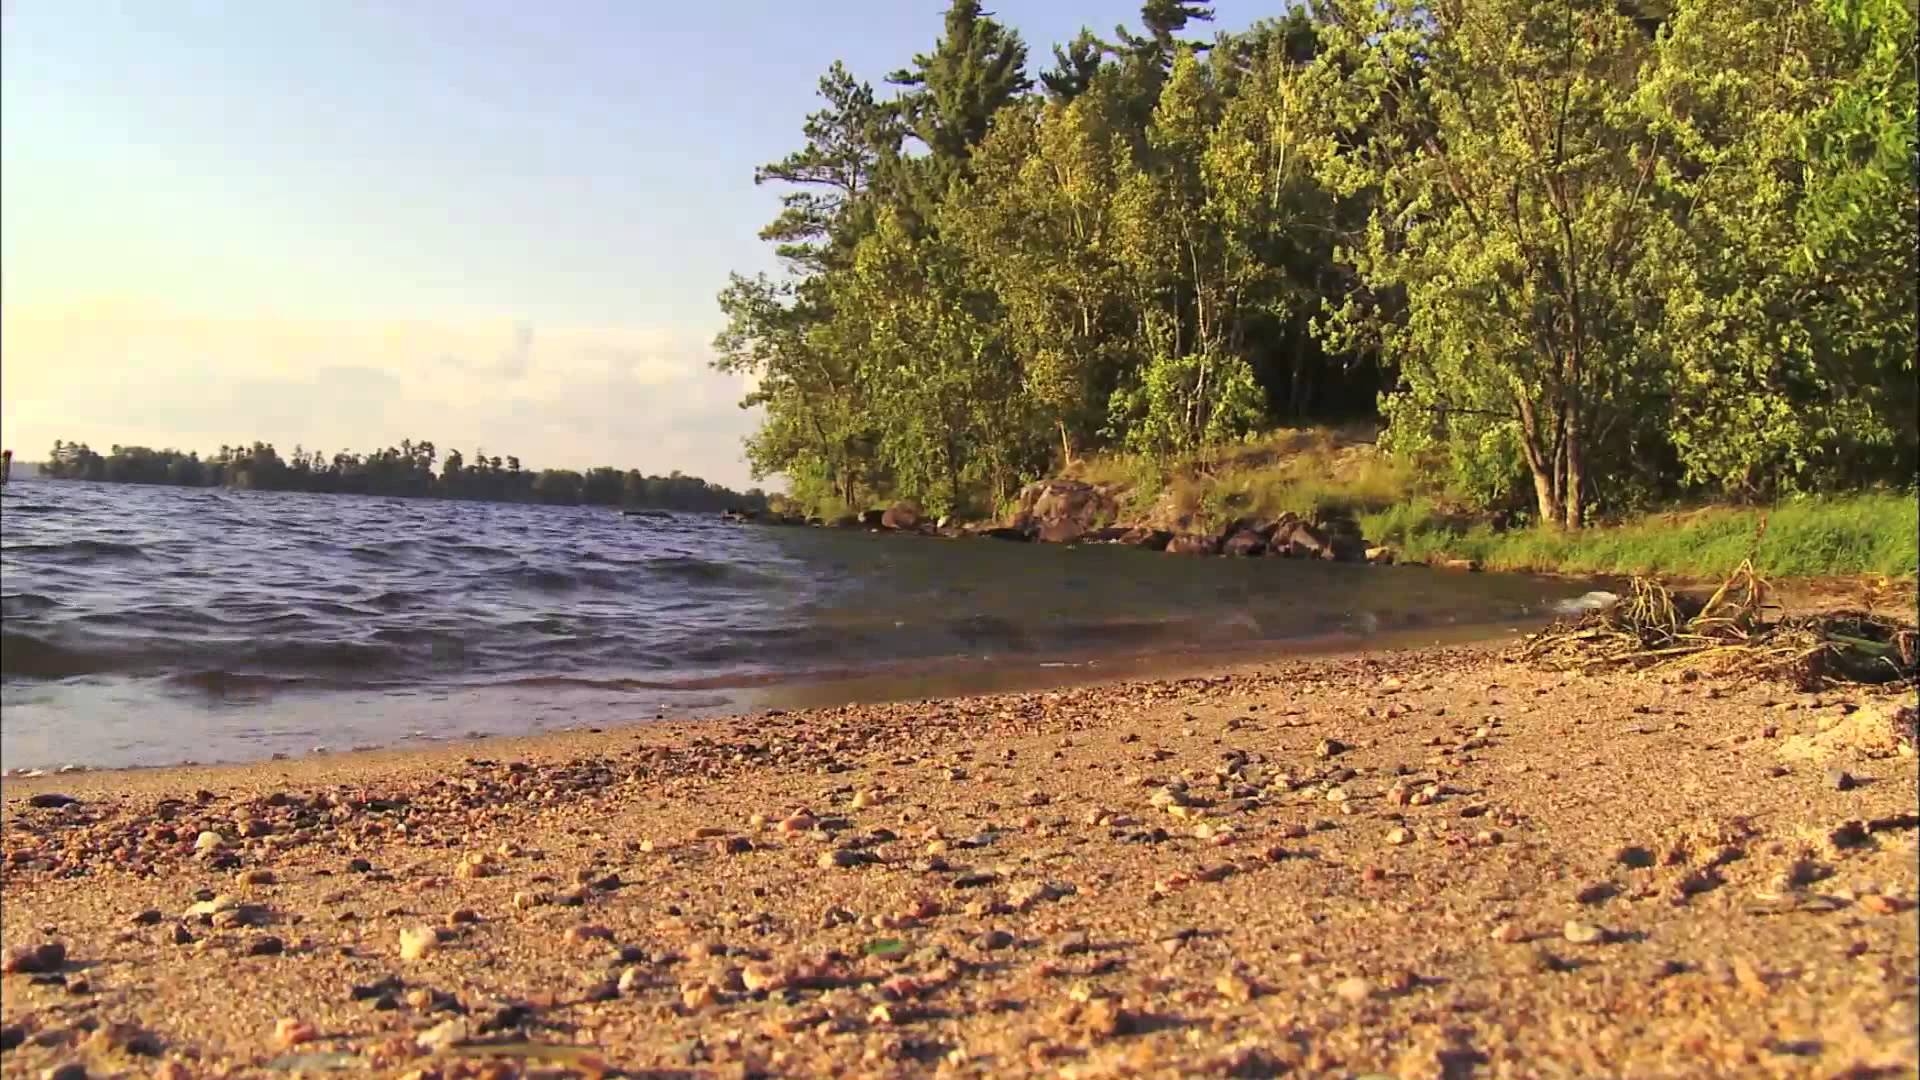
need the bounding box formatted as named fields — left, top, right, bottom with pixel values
left=717, top=0, right=1916, bottom=527
left=1108, top=351, right=1264, bottom=458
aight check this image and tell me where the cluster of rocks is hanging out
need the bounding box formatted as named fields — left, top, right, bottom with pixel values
left=721, top=480, right=1402, bottom=564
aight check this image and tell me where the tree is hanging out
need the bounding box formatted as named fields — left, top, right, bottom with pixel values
left=1643, top=0, right=1918, bottom=495
left=884, top=0, right=1033, bottom=230
left=1309, top=0, right=1675, bottom=527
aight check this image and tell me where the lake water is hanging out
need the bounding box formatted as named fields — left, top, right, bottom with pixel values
left=0, top=479, right=1591, bottom=770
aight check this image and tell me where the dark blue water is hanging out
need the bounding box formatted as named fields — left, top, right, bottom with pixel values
left=1, top=479, right=1589, bottom=769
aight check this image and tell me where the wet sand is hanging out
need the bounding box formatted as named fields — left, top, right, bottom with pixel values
left=3, top=644, right=1916, bottom=1078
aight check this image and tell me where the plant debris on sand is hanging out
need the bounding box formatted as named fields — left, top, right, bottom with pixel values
left=1519, top=560, right=1919, bottom=688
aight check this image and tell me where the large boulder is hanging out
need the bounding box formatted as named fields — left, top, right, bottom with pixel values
left=859, top=509, right=887, bottom=529
left=880, top=503, right=923, bottom=531
left=1009, top=479, right=1120, bottom=545
left=1269, top=518, right=1332, bottom=559
left=1221, top=528, right=1269, bottom=557
left=1117, top=527, right=1175, bottom=551
left=1165, top=533, right=1221, bottom=556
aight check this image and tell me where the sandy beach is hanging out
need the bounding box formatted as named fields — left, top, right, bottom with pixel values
left=3, top=643, right=1915, bottom=1078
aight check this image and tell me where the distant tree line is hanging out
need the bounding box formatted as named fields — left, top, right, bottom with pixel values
left=41, top=439, right=767, bottom=512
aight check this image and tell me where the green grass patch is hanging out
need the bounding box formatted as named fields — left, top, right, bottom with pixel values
left=1364, top=493, right=1917, bottom=580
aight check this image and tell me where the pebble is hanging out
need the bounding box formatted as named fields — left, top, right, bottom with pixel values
left=565, top=924, right=614, bottom=946
left=3, top=942, right=66, bottom=974
left=975, top=929, right=1015, bottom=951
left=617, top=966, right=646, bottom=993
left=1491, top=923, right=1526, bottom=943
left=27, top=793, right=77, bottom=809
left=41, top=1066, right=86, bottom=1080
left=818, top=850, right=865, bottom=869
left=448, top=908, right=480, bottom=925
left=1333, top=976, right=1374, bottom=1004
left=1385, top=827, right=1413, bottom=846
left=130, top=910, right=164, bottom=926
left=186, top=895, right=238, bottom=919
left=170, top=925, right=195, bottom=946
left=247, top=936, right=285, bottom=957
left=1562, top=920, right=1607, bottom=945
left=719, top=836, right=753, bottom=855
left=1316, top=739, right=1348, bottom=759
left=398, top=926, right=440, bottom=961
left=1052, top=931, right=1091, bottom=956
left=1215, top=971, right=1255, bottom=1004
left=273, top=1018, right=317, bottom=1048
left=192, top=831, right=225, bottom=854
left=237, top=869, right=276, bottom=886
left=1826, top=769, right=1856, bottom=792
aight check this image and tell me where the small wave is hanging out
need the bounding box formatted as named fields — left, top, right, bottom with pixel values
left=165, top=669, right=315, bottom=695
left=3, top=539, right=147, bottom=559
left=0, top=592, right=60, bottom=616
left=0, top=629, right=113, bottom=678
left=647, top=555, right=780, bottom=589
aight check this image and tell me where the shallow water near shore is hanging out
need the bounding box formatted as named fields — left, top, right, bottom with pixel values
left=1, top=479, right=1593, bottom=769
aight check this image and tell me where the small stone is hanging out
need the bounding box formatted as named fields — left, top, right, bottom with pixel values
left=975, top=929, right=1014, bottom=951
left=3, top=942, right=66, bottom=974
left=237, top=869, right=276, bottom=886
left=1316, top=738, right=1348, bottom=759
left=170, top=925, right=195, bottom=946
left=415, top=1018, right=471, bottom=1051
left=41, top=1065, right=87, bottom=1080
left=27, top=793, right=77, bottom=809
left=247, top=936, right=285, bottom=957
left=448, top=908, right=480, bottom=925
left=617, top=966, right=645, bottom=993
left=186, top=895, right=238, bottom=919
left=818, top=850, right=864, bottom=869
left=565, top=924, right=614, bottom=947
left=1491, top=923, right=1526, bottom=943
left=193, top=831, right=225, bottom=854
left=1053, top=931, right=1091, bottom=956
left=346, top=858, right=373, bottom=873
left=719, top=836, right=753, bottom=855
left=1385, top=827, right=1413, bottom=846
left=273, top=1018, right=317, bottom=1048
left=1861, top=894, right=1905, bottom=916
left=511, top=891, right=551, bottom=910
left=130, top=909, right=164, bottom=926
left=1825, top=769, right=1856, bottom=792
left=1333, top=977, right=1374, bottom=1004
left=1216, top=971, right=1255, bottom=1004
left=1562, top=920, right=1607, bottom=945
left=398, top=926, right=440, bottom=961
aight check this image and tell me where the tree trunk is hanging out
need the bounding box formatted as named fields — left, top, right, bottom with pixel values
left=1563, top=408, right=1585, bottom=528
left=1516, top=396, right=1564, bottom=528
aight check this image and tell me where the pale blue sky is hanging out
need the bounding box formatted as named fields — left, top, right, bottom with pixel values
left=2, top=2, right=1258, bottom=486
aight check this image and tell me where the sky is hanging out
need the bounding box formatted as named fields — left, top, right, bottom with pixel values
left=1, top=1, right=1265, bottom=489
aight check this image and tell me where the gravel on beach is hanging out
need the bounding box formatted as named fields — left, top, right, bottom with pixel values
left=2, top=645, right=1915, bottom=1078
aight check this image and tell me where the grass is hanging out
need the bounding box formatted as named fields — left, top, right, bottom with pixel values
left=1363, top=493, right=1918, bottom=580
left=1063, top=425, right=1916, bottom=581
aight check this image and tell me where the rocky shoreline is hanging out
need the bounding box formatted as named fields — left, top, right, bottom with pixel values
left=725, top=479, right=1445, bottom=568
left=3, top=645, right=1915, bottom=1077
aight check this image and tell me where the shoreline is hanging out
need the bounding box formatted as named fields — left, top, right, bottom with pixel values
left=0, top=610, right=1579, bottom=778
left=3, top=642, right=1914, bottom=1077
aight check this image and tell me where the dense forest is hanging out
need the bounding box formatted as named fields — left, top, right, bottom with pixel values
left=716, top=0, right=1917, bottom=528
left=39, top=439, right=768, bottom=512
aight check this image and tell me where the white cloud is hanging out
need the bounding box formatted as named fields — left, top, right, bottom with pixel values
left=0, top=299, right=764, bottom=487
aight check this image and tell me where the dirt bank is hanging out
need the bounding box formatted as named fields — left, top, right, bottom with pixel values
left=2, top=646, right=1915, bottom=1078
